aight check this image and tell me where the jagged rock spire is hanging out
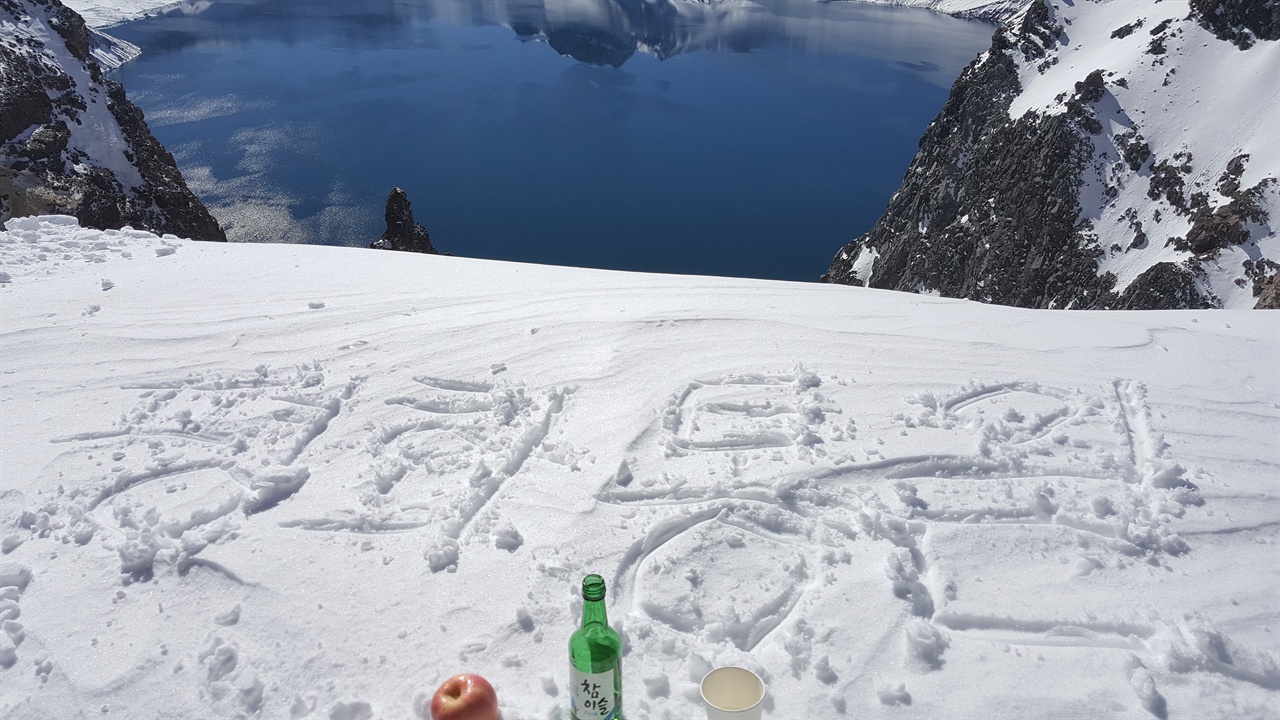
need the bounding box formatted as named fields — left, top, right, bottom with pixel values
left=371, top=187, right=438, bottom=254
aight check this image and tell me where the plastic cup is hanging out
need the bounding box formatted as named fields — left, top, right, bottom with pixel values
left=700, top=666, right=765, bottom=720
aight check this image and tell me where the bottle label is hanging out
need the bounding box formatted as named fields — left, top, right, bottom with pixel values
left=571, top=666, right=617, bottom=720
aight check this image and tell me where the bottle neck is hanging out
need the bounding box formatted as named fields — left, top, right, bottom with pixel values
left=581, top=597, right=609, bottom=629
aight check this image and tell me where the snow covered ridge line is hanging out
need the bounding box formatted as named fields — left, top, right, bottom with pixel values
left=1, top=0, right=225, bottom=241
left=854, top=0, right=1030, bottom=22
left=824, top=0, right=1280, bottom=309
left=59, top=0, right=196, bottom=28
left=34, top=2, right=141, bottom=67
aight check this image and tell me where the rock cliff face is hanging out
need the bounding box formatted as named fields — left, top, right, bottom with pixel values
left=823, top=0, right=1278, bottom=309
left=0, top=0, right=225, bottom=241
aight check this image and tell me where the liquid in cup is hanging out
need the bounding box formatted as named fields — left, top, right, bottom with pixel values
left=699, top=666, right=765, bottom=720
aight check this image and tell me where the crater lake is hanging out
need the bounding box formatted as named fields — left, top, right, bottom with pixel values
left=109, top=0, right=993, bottom=281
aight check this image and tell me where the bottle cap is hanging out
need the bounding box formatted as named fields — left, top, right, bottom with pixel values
left=582, top=573, right=606, bottom=601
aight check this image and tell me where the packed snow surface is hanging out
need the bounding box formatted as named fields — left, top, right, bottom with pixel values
left=1, top=216, right=1278, bottom=718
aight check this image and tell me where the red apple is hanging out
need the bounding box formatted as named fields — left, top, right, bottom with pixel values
left=429, top=673, right=500, bottom=720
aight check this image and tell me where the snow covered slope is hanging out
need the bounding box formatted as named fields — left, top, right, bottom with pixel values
left=59, top=0, right=182, bottom=28
left=1013, top=0, right=1280, bottom=307
left=825, top=0, right=1280, bottom=309
left=852, top=0, right=1027, bottom=22
left=2, top=216, right=1278, bottom=719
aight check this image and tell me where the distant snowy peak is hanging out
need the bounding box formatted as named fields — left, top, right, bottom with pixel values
left=0, top=0, right=224, bottom=240
left=60, top=0, right=202, bottom=29
left=857, top=0, right=1030, bottom=22
left=824, top=0, right=1280, bottom=309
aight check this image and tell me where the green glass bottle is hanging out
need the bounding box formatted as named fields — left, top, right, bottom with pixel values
left=569, top=574, right=623, bottom=720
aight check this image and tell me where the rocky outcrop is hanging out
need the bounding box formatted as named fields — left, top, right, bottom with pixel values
left=1189, top=0, right=1279, bottom=49
left=823, top=0, right=1278, bottom=309
left=0, top=0, right=225, bottom=241
left=371, top=187, right=438, bottom=255
left=1256, top=272, right=1280, bottom=309
left=822, top=3, right=1112, bottom=308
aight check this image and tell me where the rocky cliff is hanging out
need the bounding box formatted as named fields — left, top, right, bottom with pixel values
left=823, top=0, right=1279, bottom=309
left=0, top=0, right=225, bottom=241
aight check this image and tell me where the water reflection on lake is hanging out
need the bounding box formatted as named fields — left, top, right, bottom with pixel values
left=111, top=0, right=992, bottom=280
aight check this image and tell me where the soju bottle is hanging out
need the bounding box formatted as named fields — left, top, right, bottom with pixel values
left=569, top=574, right=623, bottom=720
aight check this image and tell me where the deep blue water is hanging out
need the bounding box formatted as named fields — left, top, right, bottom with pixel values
left=110, top=0, right=991, bottom=281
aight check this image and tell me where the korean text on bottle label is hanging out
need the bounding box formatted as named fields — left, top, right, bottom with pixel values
left=571, top=667, right=616, bottom=720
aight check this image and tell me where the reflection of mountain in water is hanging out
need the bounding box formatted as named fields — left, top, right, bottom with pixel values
left=445, top=0, right=991, bottom=73
left=477, top=0, right=855, bottom=66
left=546, top=26, right=636, bottom=67
left=515, top=0, right=682, bottom=66
left=130, top=0, right=989, bottom=77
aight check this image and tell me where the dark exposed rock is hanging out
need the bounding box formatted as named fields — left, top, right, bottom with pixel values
left=1243, top=258, right=1280, bottom=303
left=1115, top=131, right=1152, bottom=172
left=46, top=0, right=91, bottom=62
left=1190, top=0, right=1280, bottom=49
left=1249, top=260, right=1280, bottom=308
left=1110, top=20, right=1143, bottom=39
left=1147, top=153, right=1193, bottom=214
left=1217, top=154, right=1247, bottom=196
left=1175, top=177, right=1275, bottom=254
left=823, top=0, right=1278, bottom=309
left=822, top=2, right=1115, bottom=309
left=371, top=187, right=439, bottom=254
left=0, top=72, right=53, bottom=145
left=0, top=0, right=225, bottom=241
left=1073, top=69, right=1106, bottom=104
left=1113, top=263, right=1215, bottom=310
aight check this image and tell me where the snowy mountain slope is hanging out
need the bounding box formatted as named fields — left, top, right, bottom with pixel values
left=59, top=0, right=186, bottom=28
left=0, top=0, right=224, bottom=240
left=824, top=0, right=1280, bottom=309
left=851, top=0, right=1027, bottom=22
left=2, top=216, right=1278, bottom=719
